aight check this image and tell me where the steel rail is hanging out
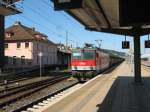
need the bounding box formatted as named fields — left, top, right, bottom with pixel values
left=0, top=75, right=70, bottom=108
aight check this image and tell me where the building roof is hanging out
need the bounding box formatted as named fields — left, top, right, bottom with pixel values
left=5, top=21, right=56, bottom=45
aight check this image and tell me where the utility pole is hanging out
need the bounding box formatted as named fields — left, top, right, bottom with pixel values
left=66, top=31, right=68, bottom=50
left=95, top=39, right=102, bottom=48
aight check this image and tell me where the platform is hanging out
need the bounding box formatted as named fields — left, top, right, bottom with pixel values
left=42, top=62, right=150, bottom=112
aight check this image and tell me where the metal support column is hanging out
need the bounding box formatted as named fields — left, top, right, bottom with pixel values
left=0, top=15, right=5, bottom=73
left=133, top=35, right=142, bottom=83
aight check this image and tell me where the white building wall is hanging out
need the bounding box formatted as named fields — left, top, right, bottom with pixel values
left=5, top=42, right=32, bottom=58
left=32, top=41, right=57, bottom=66
left=5, top=42, right=33, bottom=68
left=4, top=41, right=57, bottom=69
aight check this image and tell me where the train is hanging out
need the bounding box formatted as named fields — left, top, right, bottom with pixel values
left=141, top=54, right=150, bottom=67
left=71, top=47, right=124, bottom=81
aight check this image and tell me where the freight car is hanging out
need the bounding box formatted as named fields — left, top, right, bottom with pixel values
left=71, top=47, right=123, bottom=81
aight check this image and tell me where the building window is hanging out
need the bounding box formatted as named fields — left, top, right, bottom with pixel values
left=5, top=43, right=8, bottom=49
left=6, top=32, right=14, bottom=38
left=17, top=43, right=21, bottom=48
left=13, top=56, right=17, bottom=65
left=41, top=45, right=43, bottom=51
left=27, top=62, right=32, bottom=65
left=37, top=56, right=39, bottom=64
left=5, top=56, right=8, bottom=64
left=46, top=57, right=48, bottom=64
left=46, top=46, right=48, bottom=51
left=21, top=56, right=25, bottom=65
left=37, top=44, right=39, bottom=50
left=25, top=42, right=29, bottom=48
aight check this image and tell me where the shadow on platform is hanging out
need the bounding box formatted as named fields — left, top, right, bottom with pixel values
left=96, top=76, right=150, bottom=112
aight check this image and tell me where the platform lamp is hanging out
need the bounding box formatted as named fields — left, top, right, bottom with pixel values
left=38, top=52, right=43, bottom=78
left=122, top=35, right=130, bottom=49
left=145, top=34, right=150, bottom=48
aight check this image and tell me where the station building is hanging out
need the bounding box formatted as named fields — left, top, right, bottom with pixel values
left=4, top=21, right=57, bottom=70
left=57, top=43, right=71, bottom=68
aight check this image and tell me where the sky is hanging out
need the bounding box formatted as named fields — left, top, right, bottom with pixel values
left=5, top=0, right=150, bottom=54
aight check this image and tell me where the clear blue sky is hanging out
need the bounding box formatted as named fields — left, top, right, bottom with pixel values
left=5, top=0, right=150, bottom=54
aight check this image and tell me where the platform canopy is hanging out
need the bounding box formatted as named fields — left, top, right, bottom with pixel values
left=53, top=0, right=150, bottom=36
left=0, top=0, right=21, bottom=16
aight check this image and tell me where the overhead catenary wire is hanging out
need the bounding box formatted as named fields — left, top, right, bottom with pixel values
left=7, top=1, right=83, bottom=46
left=30, top=0, right=83, bottom=45
left=41, top=0, right=84, bottom=43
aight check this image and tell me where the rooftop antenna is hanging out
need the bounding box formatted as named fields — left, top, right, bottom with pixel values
left=84, top=43, right=93, bottom=48
left=65, top=31, right=68, bottom=50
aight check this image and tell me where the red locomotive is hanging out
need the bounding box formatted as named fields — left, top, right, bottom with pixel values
left=71, top=47, right=123, bottom=81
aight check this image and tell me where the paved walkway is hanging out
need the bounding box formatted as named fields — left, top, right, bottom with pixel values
left=43, top=62, right=150, bottom=112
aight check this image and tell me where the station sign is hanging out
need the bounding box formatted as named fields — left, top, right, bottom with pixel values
left=122, top=41, right=130, bottom=49
left=54, top=0, right=83, bottom=10
left=145, top=40, right=150, bottom=48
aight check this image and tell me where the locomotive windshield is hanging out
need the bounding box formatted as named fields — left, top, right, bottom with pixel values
left=83, top=50, right=95, bottom=59
left=72, top=50, right=95, bottom=60
left=72, top=51, right=82, bottom=59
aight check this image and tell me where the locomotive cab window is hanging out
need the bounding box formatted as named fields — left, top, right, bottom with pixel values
left=83, top=50, right=95, bottom=60
left=72, top=51, right=81, bottom=59
left=72, top=50, right=95, bottom=60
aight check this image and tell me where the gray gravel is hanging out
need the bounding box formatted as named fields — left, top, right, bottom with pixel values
left=0, top=78, right=78, bottom=112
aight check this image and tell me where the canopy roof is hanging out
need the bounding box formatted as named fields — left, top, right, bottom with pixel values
left=53, top=0, right=150, bottom=36
left=0, top=0, right=21, bottom=16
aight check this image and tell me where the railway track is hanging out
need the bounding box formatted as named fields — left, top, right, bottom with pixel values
left=0, top=77, right=52, bottom=92
left=0, top=77, right=33, bottom=86
left=0, top=74, right=74, bottom=112
left=13, top=81, right=78, bottom=112
left=0, top=77, right=61, bottom=99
